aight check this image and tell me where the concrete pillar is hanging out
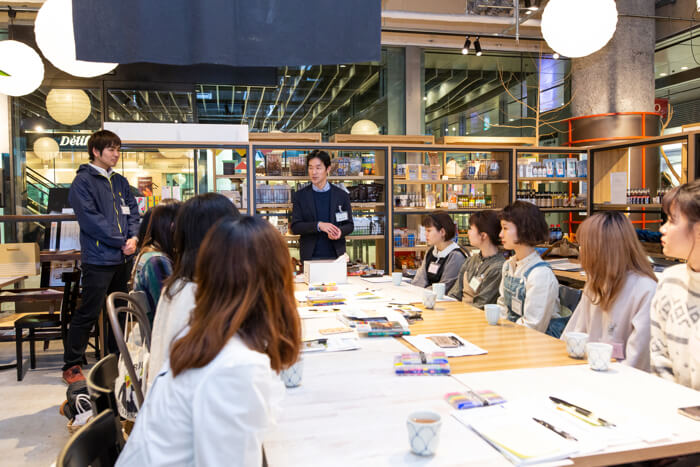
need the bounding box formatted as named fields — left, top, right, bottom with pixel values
left=571, top=0, right=655, bottom=116
left=404, top=46, right=424, bottom=135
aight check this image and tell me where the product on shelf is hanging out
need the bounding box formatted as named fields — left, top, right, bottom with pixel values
left=516, top=190, right=585, bottom=208
left=654, top=187, right=671, bottom=204
left=265, top=152, right=283, bottom=176
left=518, top=158, right=587, bottom=179
left=627, top=188, right=669, bottom=205
left=348, top=183, right=384, bottom=203
left=394, top=193, right=424, bottom=208
left=289, top=155, right=307, bottom=176
left=351, top=216, right=384, bottom=236
left=393, top=228, right=417, bottom=248
left=256, top=183, right=292, bottom=204
left=456, top=192, right=493, bottom=209
left=361, top=153, right=375, bottom=175
left=461, top=159, right=500, bottom=180
left=548, top=224, right=563, bottom=243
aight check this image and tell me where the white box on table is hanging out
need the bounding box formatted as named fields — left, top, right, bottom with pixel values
left=303, top=259, right=347, bottom=284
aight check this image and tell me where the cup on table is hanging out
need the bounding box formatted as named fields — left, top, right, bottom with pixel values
left=564, top=332, right=589, bottom=359
left=432, top=283, right=446, bottom=300
left=484, top=304, right=501, bottom=325
left=392, top=272, right=403, bottom=286
left=422, top=290, right=436, bottom=309
left=280, top=357, right=304, bottom=387
left=406, top=411, right=442, bottom=456
left=586, top=343, right=613, bottom=371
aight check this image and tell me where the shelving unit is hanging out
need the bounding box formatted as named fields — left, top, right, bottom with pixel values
left=252, top=141, right=389, bottom=271
left=515, top=148, right=589, bottom=241
left=389, top=145, right=513, bottom=272
left=589, top=133, right=694, bottom=233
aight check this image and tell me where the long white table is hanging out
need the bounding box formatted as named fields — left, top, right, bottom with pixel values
left=265, top=278, right=700, bottom=466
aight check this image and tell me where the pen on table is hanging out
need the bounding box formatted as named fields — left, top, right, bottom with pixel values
left=549, top=396, right=615, bottom=427
left=532, top=417, right=578, bottom=441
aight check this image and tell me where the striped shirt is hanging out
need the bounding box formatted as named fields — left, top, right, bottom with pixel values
left=650, top=264, right=700, bottom=390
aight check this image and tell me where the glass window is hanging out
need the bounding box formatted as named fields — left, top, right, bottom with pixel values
left=196, top=47, right=405, bottom=138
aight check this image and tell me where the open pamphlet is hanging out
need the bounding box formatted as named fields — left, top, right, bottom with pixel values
left=340, top=308, right=410, bottom=337
left=301, top=316, right=360, bottom=353
left=403, top=333, right=487, bottom=358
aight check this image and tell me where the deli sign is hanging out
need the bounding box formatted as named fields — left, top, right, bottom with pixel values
left=58, top=135, right=90, bottom=148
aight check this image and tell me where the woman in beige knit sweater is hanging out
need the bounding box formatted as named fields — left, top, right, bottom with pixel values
left=562, top=211, right=657, bottom=371
left=650, top=180, right=700, bottom=390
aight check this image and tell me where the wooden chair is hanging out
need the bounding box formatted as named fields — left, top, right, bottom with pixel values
left=105, top=291, right=152, bottom=408
left=14, top=269, right=81, bottom=380
left=56, top=409, right=122, bottom=467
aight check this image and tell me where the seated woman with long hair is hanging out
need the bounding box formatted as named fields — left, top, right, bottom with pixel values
left=131, top=202, right=180, bottom=323
left=562, top=211, right=657, bottom=370
left=117, top=216, right=302, bottom=466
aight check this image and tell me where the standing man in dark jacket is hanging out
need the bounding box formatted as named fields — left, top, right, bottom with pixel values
left=62, top=130, right=139, bottom=384
left=291, top=150, right=354, bottom=262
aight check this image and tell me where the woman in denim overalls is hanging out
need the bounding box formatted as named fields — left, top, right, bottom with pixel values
left=496, top=202, right=566, bottom=336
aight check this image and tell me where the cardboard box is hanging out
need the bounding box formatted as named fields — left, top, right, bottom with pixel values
left=0, top=243, right=40, bottom=277
left=304, top=259, right=348, bottom=284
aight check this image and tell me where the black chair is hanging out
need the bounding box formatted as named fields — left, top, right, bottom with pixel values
left=56, top=409, right=122, bottom=467
left=559, top=284, right=583, bottom=312
left=14, top=269, right=81, bottom=381
left=86, top=353, right=126, bottom=448
left=106, top=291, right=152, bottom=408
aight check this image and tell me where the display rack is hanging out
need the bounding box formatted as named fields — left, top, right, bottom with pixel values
left=588, top=133, right=695, bottom=233
left=250, top=142, right=390, bottom=271
left=514, top=147, right=589, bottom=241
left=389, top=145, right=514, bottom=272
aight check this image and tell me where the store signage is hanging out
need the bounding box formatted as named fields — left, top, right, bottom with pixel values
left=58, top=135, right=90, bottom=148
left=196, top=92, right=212, bottom=100
left=654, top=98, right=669, bottom=120
left=26, top=132, right=92, bottom=151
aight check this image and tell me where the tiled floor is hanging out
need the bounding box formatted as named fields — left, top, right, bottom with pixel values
left=0, top=340, right=93, bottom=467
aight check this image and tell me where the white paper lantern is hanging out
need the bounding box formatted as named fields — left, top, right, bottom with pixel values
left=159, top=148, right=194, bottom=159
left=35, top=0, right=118, bottom=78
left=350, top=119, right=379, bottom=135
left=541, top=0, right=618, bottom=58
left=33, top=137, right=60, bottom=161
left=46, top=89, right=92, bottom=126
left=0, top=40, right=45, bottom=97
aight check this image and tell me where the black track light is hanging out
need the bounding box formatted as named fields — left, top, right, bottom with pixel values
left=462, top=36, right=471, bottom=55
left=474, top=38, right=482, bottom=56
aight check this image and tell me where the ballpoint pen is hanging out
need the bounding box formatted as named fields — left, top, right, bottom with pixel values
left=532, top=417, right=579, bottom=441
left=549, top=396, right=615, bottom=427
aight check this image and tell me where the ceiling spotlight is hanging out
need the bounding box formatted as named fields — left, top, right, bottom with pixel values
left=474, top=38, right=482, bottom=56
left=553, top=52, right=560, bottom=59
left=681, top=66, right=689, bottom=70
left=462, top=36, right=471, bottom=55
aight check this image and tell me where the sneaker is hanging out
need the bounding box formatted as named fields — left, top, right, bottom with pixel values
left=62, top=365, right=85, bottom=385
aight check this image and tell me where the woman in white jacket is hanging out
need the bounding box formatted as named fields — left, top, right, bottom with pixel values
left=117, top=216, right=302, bottom=466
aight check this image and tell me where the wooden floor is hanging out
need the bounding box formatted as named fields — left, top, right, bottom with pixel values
left=400, top=301, right=584, bottom=374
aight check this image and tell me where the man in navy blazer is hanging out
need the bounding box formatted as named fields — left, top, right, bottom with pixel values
left=291, top=150, right=354, bottom=262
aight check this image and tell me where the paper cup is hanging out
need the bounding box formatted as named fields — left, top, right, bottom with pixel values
left=564, top=332, right=589, bottom=359
left=280, top=358, right=304, bottom=387
left=432, top=283, right=446, bottom=300
left=392, top=272, right=403, bottom=286
left=586, top=342, right=613, bottom=371
left=484, top=304, right=501, bottom=325
left=406, top=411, right=441, bottom=456
left=422, top=290, right=436, bottom=309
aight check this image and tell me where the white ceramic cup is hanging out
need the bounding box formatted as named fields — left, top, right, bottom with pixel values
left=422, top=290, right=437, bottom=309
left=432, top=283, right=446, bottom=300
left=564, top=332, right=589, bottom=359
left=484, top=304, right=501, bottom=325
left=392, top=272, right=403, bottom=286
left=280, top=358, right=304, bottom=387
left=406, top=411, right=442, bottom=456
left=586, top=342, right=613, bottom=371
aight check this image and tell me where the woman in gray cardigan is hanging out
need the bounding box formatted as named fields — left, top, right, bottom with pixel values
left=448, top=210, right=505, bottom=308
left=411, top=212, right=468, bottom=292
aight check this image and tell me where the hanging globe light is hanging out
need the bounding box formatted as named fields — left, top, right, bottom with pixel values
left=0, top=40, right=45, bottom=96
left=46, top=89, right=92, bottom=126
left=34, top=0, right=118, bottom=78
left=541, top=0, right=618, bottom=58
left=33, top=137, right=60, bottom=161
left=350, top=119, right=379, bottom=135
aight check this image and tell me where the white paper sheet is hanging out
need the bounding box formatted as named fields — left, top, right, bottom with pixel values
left=610, top=172, right=627, bottom=204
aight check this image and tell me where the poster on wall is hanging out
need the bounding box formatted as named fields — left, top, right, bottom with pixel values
left=137, top=177, right=153, bottom=196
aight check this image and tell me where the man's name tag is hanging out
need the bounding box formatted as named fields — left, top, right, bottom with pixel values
left=511, top=297, right=523, bottom=316
left=121, top=206, right=130, bottom=215
left=428, top=262, right=441, bottom=274
left=335, top=211, right=348, bottom=222
left=468, top=276, right=482, bottom=292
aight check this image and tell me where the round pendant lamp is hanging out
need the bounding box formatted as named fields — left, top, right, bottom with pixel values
left=541, top=0, right=618, bottom=58
left=350, top=119, right=379, bottom=135
left=0, top=40, right=45, bottom=96
left=33, top=136, right=60, bottom=161
left=46, top=89, right=92, bottom=126
left=34, top=0, right=118, bottom=78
